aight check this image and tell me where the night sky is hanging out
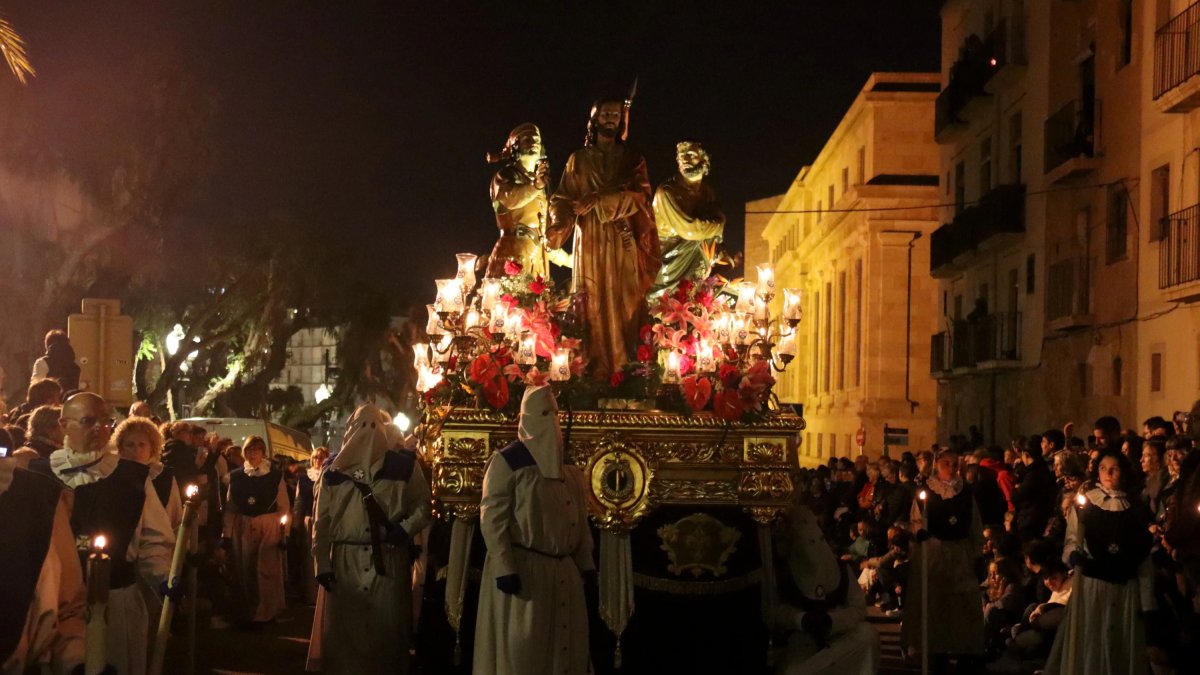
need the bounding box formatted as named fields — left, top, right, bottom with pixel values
left=5, top=1, right=941, bottom=310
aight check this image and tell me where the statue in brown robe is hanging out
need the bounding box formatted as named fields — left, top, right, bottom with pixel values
left=547, top=99, right=660, bottom=376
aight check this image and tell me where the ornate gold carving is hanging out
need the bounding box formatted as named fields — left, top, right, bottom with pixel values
left=657, top=513, right=741, bottom=578
left=738, top=470, right=793, bottom=500
left=745, top=506, right=785, bottom=525
left=434, top=465, right=484, bottom=497
left=632, top=570, right=761, bottom=595
left=443, top=434, right=490, bottom=461
left=653, top=479, right=738, bottom=503
left=744, top=439, right=786, bottom=465
left=643, top=441, right=741, bottom=464
left=442, top=407, right=805, bottom=431
left=583, top=433, right=657, bottom=533
left=447, top=503, right=481, bottom=520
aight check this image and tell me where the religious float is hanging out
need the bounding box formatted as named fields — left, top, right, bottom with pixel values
left=413, top=100, right=807, bottom=673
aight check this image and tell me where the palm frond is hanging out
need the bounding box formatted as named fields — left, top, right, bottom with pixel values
left=0, top=17, right=35, bottom=85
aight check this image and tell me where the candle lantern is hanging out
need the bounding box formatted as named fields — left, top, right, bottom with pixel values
left=455, top=253, right=478, bottom=291
left=734, top=315, right=753, bottom=345
left=697, top=338, right=716, bottom=372
left=505, top=311, right=524, bottom=338
left=480, top=278, right=502, bottom=312
left=464, top=307, right=482, bottom=331
left=435, top=279, right=464, bottom=314
left=489, top=305, right=509, bottom=334
left=551, top=347, right=571, bottom=381
left=753, top=296, right=769, bottom=322
left=663, top=351, right=681, bottom=384
left=756, top=262, right=775, bottom=299
left=426, top=304, right=445, bottom=336
left=434, top=334, right=454, bottom=364
left=413, top=342, right=430, bottom=371
left=735, top=281, right=757, bottom=313
left=776, top=328, right=797, bottom=366
left=782, top=288, right=803, bottom=323
left=714, top=313, right=732, bottom=345
left=518, top=334, right=537, bottom=365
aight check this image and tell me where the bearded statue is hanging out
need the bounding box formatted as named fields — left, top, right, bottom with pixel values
left=649, top=140, right=725, bottom=298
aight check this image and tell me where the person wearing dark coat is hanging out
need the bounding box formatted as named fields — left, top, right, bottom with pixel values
left=1012, top=445, right=1057, bottom=541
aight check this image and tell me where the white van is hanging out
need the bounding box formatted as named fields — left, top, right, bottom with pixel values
left=180, top=417, right=313, bottom=461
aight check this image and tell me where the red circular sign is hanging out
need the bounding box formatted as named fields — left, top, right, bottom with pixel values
left=855, top=427, right=866, bottom=447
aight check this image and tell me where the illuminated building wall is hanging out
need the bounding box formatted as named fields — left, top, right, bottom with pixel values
left=747, top=72, right=941, bottom=465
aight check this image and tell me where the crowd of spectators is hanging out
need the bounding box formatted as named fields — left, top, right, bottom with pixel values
left=795, top=415, right=1200, bottom=673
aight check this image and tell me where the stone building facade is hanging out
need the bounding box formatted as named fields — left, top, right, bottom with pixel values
left=746, top=72, right=942, bottom=466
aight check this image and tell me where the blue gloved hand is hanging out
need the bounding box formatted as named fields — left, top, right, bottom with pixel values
left=160, top=578, right=184, bottom=602
left=496, top=574, right=521, bottom=595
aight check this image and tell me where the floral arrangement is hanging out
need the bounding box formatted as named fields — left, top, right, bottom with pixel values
left=416, top=253, right=792, bottom=424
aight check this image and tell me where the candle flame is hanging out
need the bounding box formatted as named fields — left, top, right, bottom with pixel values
left=94, top=534, right=107, bottom=550
left=280, top=514, right=288, bottom=526
left=918, top=490, right=927, bottom=501
left=1076, top=493, right=1087, bottom=507
left=185, top=484, right=199, bottom=498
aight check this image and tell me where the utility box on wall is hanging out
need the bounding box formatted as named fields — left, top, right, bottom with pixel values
left=68, top=298, right=134, bottom=406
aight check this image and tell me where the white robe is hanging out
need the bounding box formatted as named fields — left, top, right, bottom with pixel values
left=1043, top=487, right=1155, bottom=675
left=473, top=454, right=595, bottom=675
left=50, top=449, right=175, bottom=675
left=308, top=456, right=430, bottom=674
left=775, top=582, right=879, bottom=675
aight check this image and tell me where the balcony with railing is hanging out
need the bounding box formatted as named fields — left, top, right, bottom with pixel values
left=934, top=312, right=1022, bottom=377
left=930, top=184, right=1026, bottom=278
left=1159, top=204, right=1200, bottom=299
left=934, top=34, right=999, bottom=140
left=1046, top=257, right=1093, bottom=331
left=1154, top=1, right=1200, bottom=112
left=983, top=17, right=1027, bottom=93
left=1044, top=98, right=1102, bottom=183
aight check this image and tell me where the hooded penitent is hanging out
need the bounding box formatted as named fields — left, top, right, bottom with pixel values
left=785, top=505, right=843, bottom=600
left=331, top=403, right=390, bottom=481
left=517, top=384, right=563, bottom=480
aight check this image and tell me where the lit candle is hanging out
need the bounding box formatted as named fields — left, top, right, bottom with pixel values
left=756, top=262, right=775, bottom=298
left=413, top=342, right=430, bottom=371
left=735, top=281, right=757, bottom=313
left=464, top=307, right=481, bottom=331
left=777, top=328, right=797, bottom=358
left=753, top=296, right=769, bottom=321
left=519, top=334, right=537, bottom=365
left=426, top=304, right=445, bottom=336
left=417, top=365, right=443, bottom=392
left=151, top=484, right=203, bottom=675
left=697, top=338, right=716, bottom=372
left=435, top=279, right=464, bottom=313
left=1075, top=493, right=1088, bottom=507
left=280, top=513, right=289, bottom=543
left=664, top=351, right=681, bottom=384
left=455, top=253, right=478, bottom=291
left=714, top=313, right=732, bottom=345
left=782, top=288, right=802, bottom=321
left=489, top=304, right=508, bottom=334
left=480, top=278, right=502, bottom=312
left=734, top=315, right=753, bottom=345
left=551, top=347, right=571, bottom=381
left=85, top=535, right=111, bottom=675
left=505, top=311, right=524, bottom=338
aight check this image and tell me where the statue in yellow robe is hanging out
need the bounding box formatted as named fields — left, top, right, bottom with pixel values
left=547, top=99, right=660, bottom=376
left=484, top=123, right=550, bottom=279
left=650, top=140, right=725, bottom=298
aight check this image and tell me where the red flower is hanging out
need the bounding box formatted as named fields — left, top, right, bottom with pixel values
left=504, top=260, right=523, bottom=276
left=678, top=354, right=695, bottom=376
left=499, top=294, right=518, bottom=311
left=713, top=388, right=745, bottom=422
left=718, top=363, right=741, bottom=389
left=696, top=290, right=714, bottom=311
left=610, top=371, right=627, bottom=388
left=469, top=353, right=500, bottom=384
left=639, top=324, right=654, bottom=344
left=682, top=375, right=712, bottom=411
left=529, top=276, right=547, bottom=295
left=482, top=378, right=509, bottom=408
left=636, top=344, right=654, bottom=363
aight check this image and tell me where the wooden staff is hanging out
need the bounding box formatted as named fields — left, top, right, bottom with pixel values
left=85, top=535, right=111, bottom=675
left=149, top=484, right=202, bottom=675
left=918, top=489, right=928, bottom=675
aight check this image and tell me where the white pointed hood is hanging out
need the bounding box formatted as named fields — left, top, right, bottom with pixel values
left=331, top=403, right=390, bottom=480
left=785, top=505, right=843, bottom=601
left=517, top=384, right=563, bottom=479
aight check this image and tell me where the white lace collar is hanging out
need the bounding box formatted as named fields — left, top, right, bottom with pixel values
left=50, top=447, right=119, bottom=488
left=244, top=460, right=272, bottom=477
left=306, top=465, right=323, bottom=483
left=1083, top=485, right=1129, bottom=512
left=926, top=475, right=964, bottom=499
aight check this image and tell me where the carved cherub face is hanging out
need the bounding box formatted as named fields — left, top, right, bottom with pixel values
left=676, top=142, right=710, bottom=182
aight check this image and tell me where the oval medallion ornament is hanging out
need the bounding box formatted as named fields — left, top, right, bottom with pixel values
left=584, top=433, right=656, bottom=533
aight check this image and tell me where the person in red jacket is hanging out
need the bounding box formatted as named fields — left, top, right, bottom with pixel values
left=979, top=450, right=1015, bottom=513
